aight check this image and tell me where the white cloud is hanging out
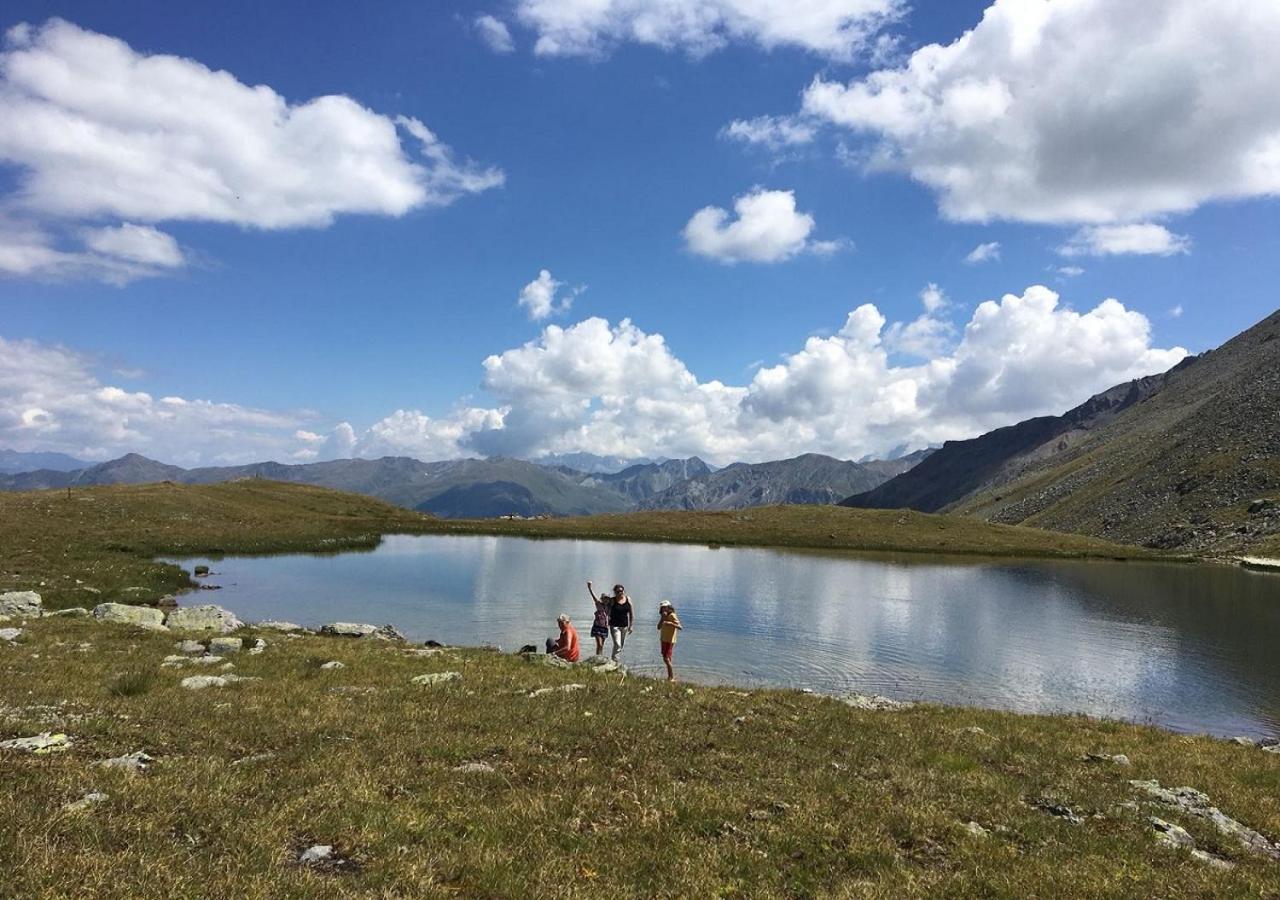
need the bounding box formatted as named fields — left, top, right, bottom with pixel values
left=722, top=115, right=816, bottom=150
left=0, top=19, right=502, bottom=283
left=919, top=282, right=946, bottom=313
left=474, top=14, right=515, bottom=53
left=0, top=217, right=183, bottom=285
left=515, top=0, right=905, bottom=60
left=964, top=241, right=1000, bottom=264
left=518, top=269, right=580, bottom=320
left=1168, top=304, right=1184, bottom=319
left=1059, top=223, right=1191, bottom=258
left=0, top=334, right=314, bottom=465
left=2, top=286, right=1187, bottom=466
left=683, top=188, right=837, bottom=263
left=800, top=0, right=1280, bottom=224
left=1056, top=266, right=1085, bottom=278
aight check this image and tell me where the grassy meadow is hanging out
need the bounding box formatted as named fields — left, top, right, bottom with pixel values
left=2, top=617, right=1279, bottom=898
left=3, top=480, right=1276, bottom=897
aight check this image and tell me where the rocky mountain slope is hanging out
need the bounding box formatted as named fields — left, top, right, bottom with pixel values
left=641, top=453, right=892, bottom=511
left=845, top=309, right=1280, bottom=553
left=574, top=457, right=714, bottom=504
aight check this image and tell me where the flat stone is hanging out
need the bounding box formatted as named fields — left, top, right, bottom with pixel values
left=164, top=605, right=243, bottom=634
left=1, top=732, right=71, bottom=753
left=1150, top=816, right=1196, bottom=848
left=97, top=750, right=153, bottom=774
left=411, top=671, right=462, bottom=686
left=1191, top=849, right=1236, bottom=870
left=231, top=752, right=276, bottom=766
left=452, top=761, right=495, bottom=774
left=320, top=661, right=345, bottom=670
left=93, top=603, right=166, bottom=630
left=161, top=655, right=188, bottom=668
left=0, top=591, right=42, bottom=619
left=840, top=693, right=915, bottom=711
left=46, top=607, right=90, bottom=618
left=1230, top=736, right=1257, bottom=747
left=522, top=652, right=571, bottom=668
left=0, top=628, right=22, bottom=642
left=247, top=639, right=267, bottom=655
left=257, top=620, right=304, bottom=633
left=207, top=637, right=243, bottom=655
left=175, top=640, right=206, bottom=654
left=963, top=821, right=990, bottom=837
left=528, top=683, right=586, bottom=697
left=320, top=622, right=405, bottom=641
left=179, top=674, right=256, bottom=690
left=1132, top=779, right=1280, bottom=861
left=63, top=792, right=108, bottom=812
left=578, top=656, right=623, bottom=674
left=403, top=647, right=443, bottom=657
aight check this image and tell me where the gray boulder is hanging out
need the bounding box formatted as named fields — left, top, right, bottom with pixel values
left=257, top=620, right=304, bottom=633
left=0, top=591, right=42, bottom=619
left=164, top=605, right=243, bottom=634
left=63, top=792, right=108, bottom=813
left=207, top=637, right=243, bottom=655
left=840, top=693, right=915, bottom=711
left=0, top=628, right=22, bottom=643
left=0, top=732, right=71, bottom=753
left=320, top=622, right=406, bottom=641
left=46, top=607, right=90, bottom=618
left=522, top=652, right=571, bottom=669
left=93, top=603, right=166, bottom=630
left=179, top=674, right=256, bottom=690
left=175, top=640, right=206, bottom=654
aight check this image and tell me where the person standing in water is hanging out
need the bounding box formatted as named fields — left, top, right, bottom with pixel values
left=586, top=580, right=611, bottom=657
left=657, top=600, right=683, bottom=681
left=605, top=583, right=633, bottom=660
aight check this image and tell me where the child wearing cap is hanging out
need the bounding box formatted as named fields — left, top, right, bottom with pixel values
left=657, top=600, right=683, bottom=682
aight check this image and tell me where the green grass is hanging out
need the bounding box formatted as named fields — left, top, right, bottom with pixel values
left=2, top=617, right=1278, bottom=898
left=415, top=504, right=1160, bottom=560
left=0, top=481, right=440, bottom=609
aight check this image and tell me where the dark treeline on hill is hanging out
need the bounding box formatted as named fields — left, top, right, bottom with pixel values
left=844, top=308, right=1280, bottom=554
left=0, top=450, right=930, bottom=519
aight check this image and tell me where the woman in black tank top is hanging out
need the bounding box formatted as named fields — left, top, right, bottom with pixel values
left=607, top=583, right=633, bottom=660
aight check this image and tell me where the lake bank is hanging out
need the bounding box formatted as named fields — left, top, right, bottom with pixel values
left=3, top=610, right=1278, bottom=897
left=162, top=534, right=1280, bottom=740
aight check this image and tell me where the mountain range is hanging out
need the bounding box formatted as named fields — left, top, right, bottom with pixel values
left=845, top=308, right=1280, bottom=553
left=0, top=449, right=89, bottom=475
left=0, top=449, right=927, bottom=519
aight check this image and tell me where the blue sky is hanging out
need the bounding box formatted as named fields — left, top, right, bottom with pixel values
left=2, top=0, right=1278, bottom=465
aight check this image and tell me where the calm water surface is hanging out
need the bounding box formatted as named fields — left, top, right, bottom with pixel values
left=166, top=535, right=1280, bottom=739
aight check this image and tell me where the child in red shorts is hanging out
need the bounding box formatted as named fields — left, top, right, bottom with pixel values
left=657, top=600, right=683, bottom=681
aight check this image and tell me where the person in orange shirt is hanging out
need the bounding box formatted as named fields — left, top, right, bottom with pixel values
left=657, top=600, right=683, bottom=681
left=545, top=613, right=580, bottom=663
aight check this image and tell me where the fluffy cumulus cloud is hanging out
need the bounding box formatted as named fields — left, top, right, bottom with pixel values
left=1059, top=224, right=1191, bottom=258
left=518, top=269, right=579, bottom=320
left=515, top=0, right=905, bottom=60
left=683, top=188, right=837, bottom=263
left=0, top=19, right=502, bottom=284
left=1, top=286, right=1187, bottom=466
left=474, top=14, right=515, bottom=53
left=0, top=334, right=318, bottom=465
left=800, top=0, right=1280, bottom=224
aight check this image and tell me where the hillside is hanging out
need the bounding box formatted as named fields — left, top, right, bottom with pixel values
left=0, top=449, right=89, bottom=474
left=845, top=309, right=1280, bottom=553
left=0, top=455, right=632, bottom=519
left=576, top=456, right=714, bottom=503
left=642, top=453, right=895, bottom=511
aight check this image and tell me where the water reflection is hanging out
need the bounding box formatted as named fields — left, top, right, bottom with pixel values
left=166, top=535, right=1280, bottom=739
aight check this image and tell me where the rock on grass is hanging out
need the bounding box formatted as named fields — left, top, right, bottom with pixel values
left=411, top=672, right=461, bottom=686
left=93, top=603, right=166, bottom=630
left=164, top=605, right=242, bottom=634
left=0, top=732, right=72, bottom=753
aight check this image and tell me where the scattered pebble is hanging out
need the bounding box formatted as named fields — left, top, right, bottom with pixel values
left=1027, top=797, right=1083, bottom=824
left=320, top=661, right=345, bottom=670
left=97, top=751, right=153, bottom=774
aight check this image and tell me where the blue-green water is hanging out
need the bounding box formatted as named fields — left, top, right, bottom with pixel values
left=166, top=534, right=1280, bottom=739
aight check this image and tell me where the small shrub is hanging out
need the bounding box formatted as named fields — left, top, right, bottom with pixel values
left=108, top=669, right=157, bottom=697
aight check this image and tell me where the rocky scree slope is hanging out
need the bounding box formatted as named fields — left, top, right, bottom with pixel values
left=847, top=309, right=1280, bottom=554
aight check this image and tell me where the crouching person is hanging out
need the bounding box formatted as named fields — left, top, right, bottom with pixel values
left=545, top=613, right=580, bottom=662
